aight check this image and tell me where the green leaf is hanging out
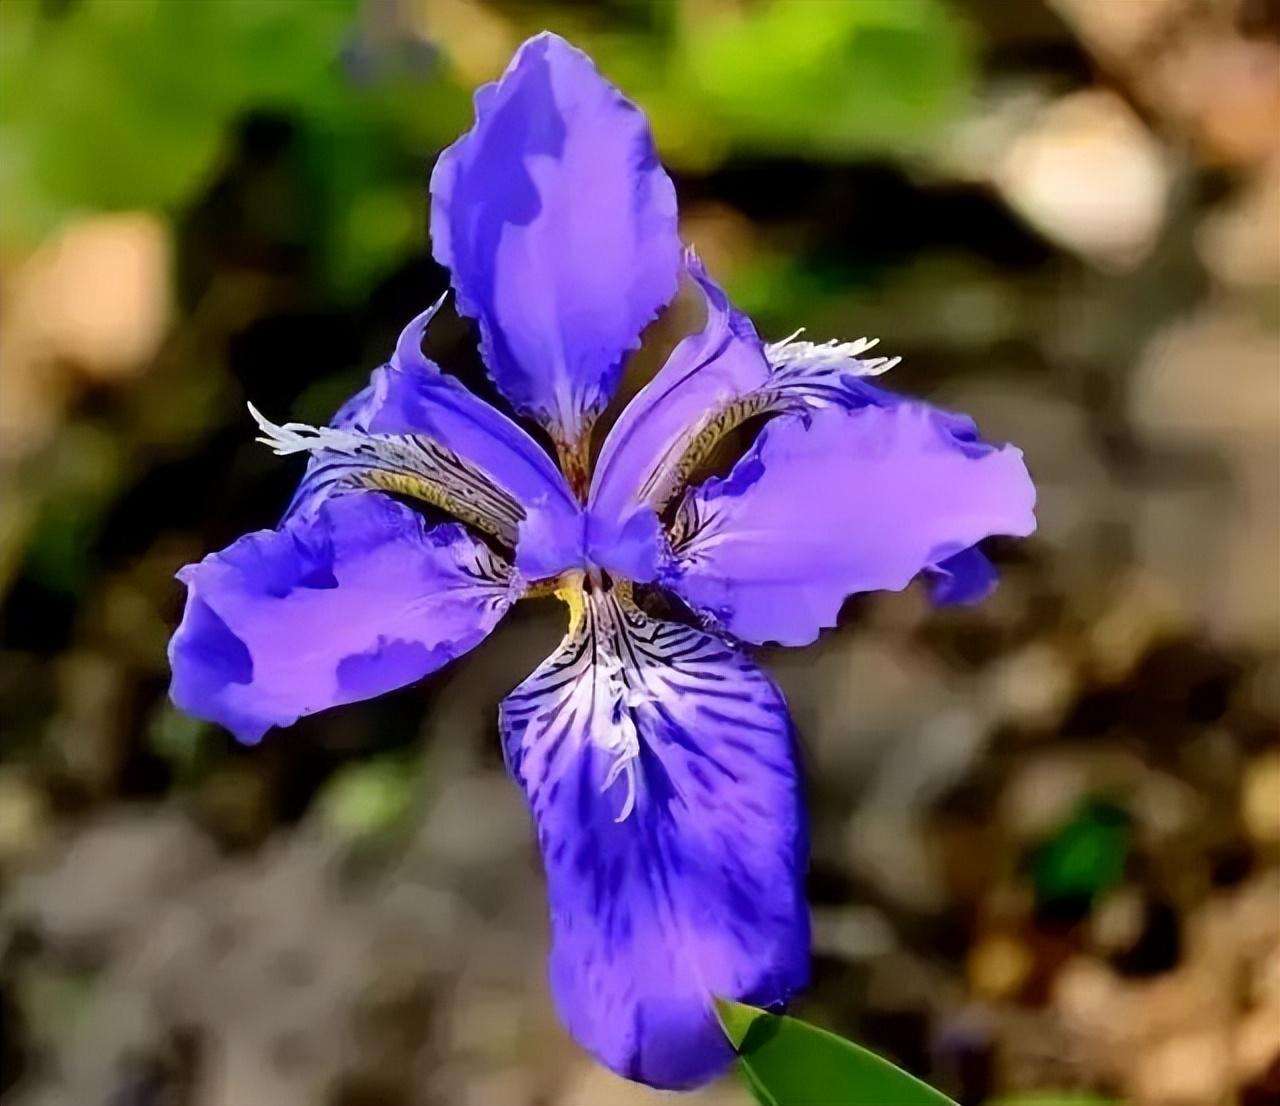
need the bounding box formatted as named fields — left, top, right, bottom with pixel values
left=715, top=999, right=957, bottom=1106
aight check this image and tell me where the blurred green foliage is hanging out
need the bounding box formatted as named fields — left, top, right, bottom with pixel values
left=2, top=0, right=348, bottom=230
left=21, top=425, right=122, bottom=596
left=0, top=0, right=474, bottom=294
left=675, top=0, right=972, bottom=158
left=1, top=0, right=974, bottom=298
left=148, top=704, right=214, bottom=784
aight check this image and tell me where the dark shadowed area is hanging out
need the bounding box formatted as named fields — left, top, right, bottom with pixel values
left=1, top=2, right=1277, bottom=1104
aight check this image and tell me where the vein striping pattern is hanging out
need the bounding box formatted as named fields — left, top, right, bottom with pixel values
left=250, top=404, right=527, bottom=547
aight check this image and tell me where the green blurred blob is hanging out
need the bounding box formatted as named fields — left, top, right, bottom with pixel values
left=0, top=0, right=471, bottom=295
left=725, top=253, right=843, bottom=327
left=17, top=964, right=99, bottom=1045
left=148, top=703, right=211, bottom=782
left=0, top=0, right=352, bottom=235
left=330, top=182, right=420, bottom=297
left=22, top=424, right=122, bottom=595
left=716, top=998, right=956, bottom=1106
left=675, top=0, right=973, bottom=160
left=572, top=0, right=973, bottom=168
left=1033, top=798, right=1131, bottom=911
left=318, top=755, right=417, bottom=839
left=1, top=0, right=974, bottom=293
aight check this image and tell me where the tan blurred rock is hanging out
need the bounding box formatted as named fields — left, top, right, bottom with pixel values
left=995, top=90, right=1170, bottom=269
left=999, top=748, right=1155, bottom=842
left=846, top=707, right=989, bottom=911
left=1243, top=751, right=1280, bottom=845
left=1133, top=1030, right=1233, bottom=1105
left=1053, top=955, right=1124, bottom=1041
left=6, top=213, right=170, bottom=381
left=1249, top=940, right=1280, bottom=1009
left=0, top=213, right=171, bottom=462
left=968, top=933, right=1034, bottom=1000
left=1236, top=1000, right=1280, bottom=1084
left=1000, top=753, right=1092, bottom=841
left=1049, top=872, right=1280, bottom=1099
left=447, top=986, right=526, bottom=1063
left=1136, top=307, right=1280, bottom=439
left=9, top=810, right=214, bottom=952
left=556, top=1059, right=744, bottom=1105
left=811, top=904, right=897, bottom=962
left=1047, top=0, right=1188, bottom=62
left=772, top=635, right=970, bottom=787
left=0, top=768, right=50, bottom=865
left=1053, top=0, right=1280, bottom=167
left=47, top=649, right=130, bottom=795
left=417, top=770, right=533, bottom=874
left=1130, top=308, right=1280, bottom=646
left=1197, top=155, right=1280, bottom=287
left=1199, top=872, right=1280, bottom=985
left=680, top=200, right=761, bottom=284
left=991, top=1004, right=1089, bottom=1092
left=1144, top=31, right=1280, bottom=167
left=1130, top=769, right=1202, bottom=848
left=1091, top=885, right=1147, bottom=955
left=455, top=1067, right=541, bottom=1106
left=412, top=0, right=518, bottom=84
left=33, top=213, right=170, bottom=376
left=1087, top=570, right=1190, bottom=683
left=982, top=641, right=1079, bottom=732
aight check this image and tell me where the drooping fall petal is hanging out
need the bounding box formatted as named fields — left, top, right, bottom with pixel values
left=170, top=494, right=517, bottom=743
left=668, top=401, right=1036, bottom=646
left=500, top=589, right=809, bottom=1089
left=430, top=32, right=681, bottom=447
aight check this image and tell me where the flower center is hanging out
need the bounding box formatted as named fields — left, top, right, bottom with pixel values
left=552, top=421, right=595, bottom=504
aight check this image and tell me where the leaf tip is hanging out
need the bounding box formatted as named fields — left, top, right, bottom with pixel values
left=713, top=996, right=761, bottom=1051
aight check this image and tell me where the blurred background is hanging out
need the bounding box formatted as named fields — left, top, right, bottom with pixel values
left=0, top=1, right=1277, bottom=1104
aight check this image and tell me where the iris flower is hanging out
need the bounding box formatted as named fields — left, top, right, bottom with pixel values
left=168, top=32, right=1035, bottom=1090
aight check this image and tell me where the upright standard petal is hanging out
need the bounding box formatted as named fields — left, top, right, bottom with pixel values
left=587, top=256, right=901, bottom=581
left=501, top=589, right=809, bottom=1089
left=170, top=493, right=518, bottom=744
left=282, top=307, right=585, bottom=578
left=587, top=256, right=769, bottom=580
left=667, top=401, right=1037, bottom=646
left=430, top=32, right=680, bottom=446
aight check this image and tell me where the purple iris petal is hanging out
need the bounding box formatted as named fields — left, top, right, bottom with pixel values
left=430, top=32, right=680, bottom=444
left=668, top=400, right=1036, bottom=646
left=170, top=493, right=516, bottom=744
left=927, top=545, right=1000, bottom=605
left=163, top=29, right=1043, bottom=1091
left=587, top=254, right=770, bottom=580
left=287, top=308, right=585, bottom=578
left=501, top=592, right=809, bottom=1089
left=586, top=254, right=899, bottom=582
